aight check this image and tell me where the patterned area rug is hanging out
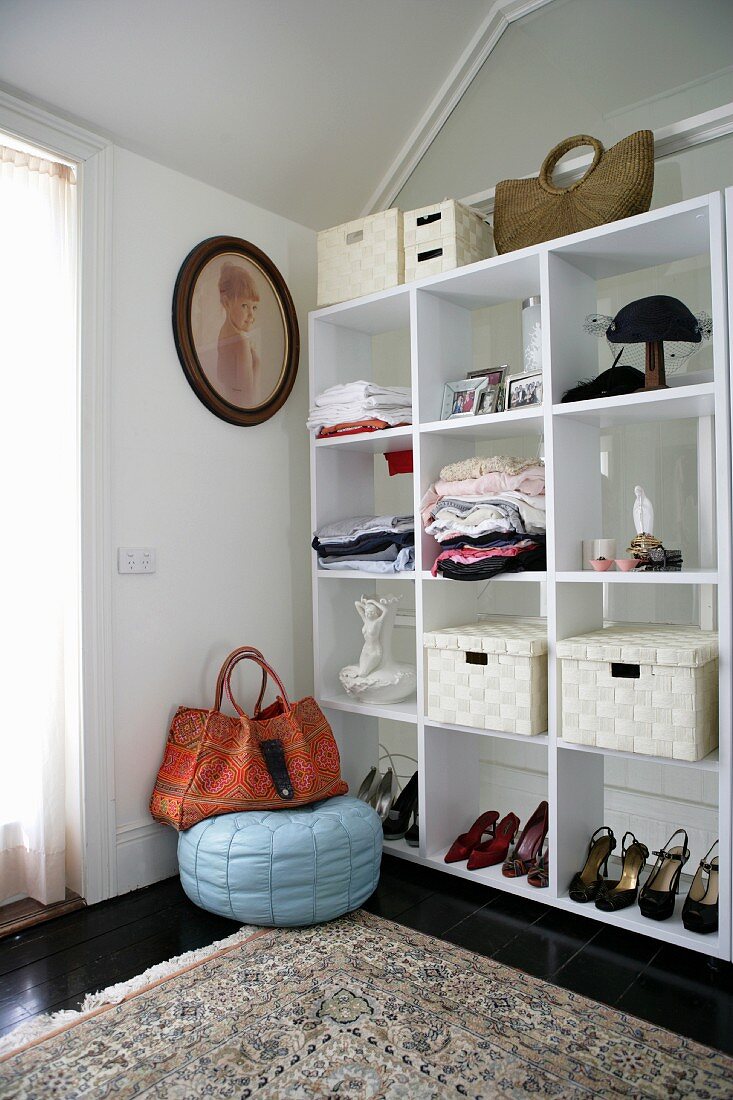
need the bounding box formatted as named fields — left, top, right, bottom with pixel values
left=1, top=910, right=731, bottom=1098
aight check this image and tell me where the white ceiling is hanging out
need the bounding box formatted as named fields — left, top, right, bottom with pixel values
left=0, top=0, right=498, bottom=229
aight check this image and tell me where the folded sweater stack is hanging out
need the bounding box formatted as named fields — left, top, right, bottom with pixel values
left=420, top=456, right=546, bottom=580
left=308, top=381, right=412, bottom=438
left=313, top=515, right=415, bottom=574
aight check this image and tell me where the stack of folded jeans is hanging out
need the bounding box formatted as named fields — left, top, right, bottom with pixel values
left=420, top=456, right=546, bottom=580
left=313, top=515, right=415, bottom=574
left=307, top=381, right=412, bottom=438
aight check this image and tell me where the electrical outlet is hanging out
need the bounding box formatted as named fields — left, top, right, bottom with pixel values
left=117, top=548, right=156, bottom=574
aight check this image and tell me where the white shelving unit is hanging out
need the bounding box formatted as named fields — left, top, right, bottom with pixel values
left=309, top=193, right=732, bottom=961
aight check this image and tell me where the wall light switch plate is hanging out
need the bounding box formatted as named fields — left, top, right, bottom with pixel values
left=118, top=547, right=156, bottom=574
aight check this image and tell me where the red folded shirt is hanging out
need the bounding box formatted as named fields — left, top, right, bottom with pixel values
left=317, top=419, right=410, bottom=439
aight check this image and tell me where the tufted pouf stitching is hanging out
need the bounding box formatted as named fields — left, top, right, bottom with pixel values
left=178, top=795, right=382, bottom=928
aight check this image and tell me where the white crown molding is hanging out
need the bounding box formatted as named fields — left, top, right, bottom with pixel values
left=460, top=102, right=733, bottom=217
left=0, top=84, right=107, bottom=162
left=360, top=0, right=557, bottom=217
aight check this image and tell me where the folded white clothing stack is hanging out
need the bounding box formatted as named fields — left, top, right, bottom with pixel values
left=307, top=380, right=412, bottom=433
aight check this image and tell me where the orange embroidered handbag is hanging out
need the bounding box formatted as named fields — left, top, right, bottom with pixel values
left=150, top=647, right=348, bottom=830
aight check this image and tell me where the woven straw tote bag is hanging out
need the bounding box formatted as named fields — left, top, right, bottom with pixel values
left=493, top=131, right=654, bottom=254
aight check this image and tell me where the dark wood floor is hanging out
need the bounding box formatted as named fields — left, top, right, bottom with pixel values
left=1, top=853, right=731, bottom=1055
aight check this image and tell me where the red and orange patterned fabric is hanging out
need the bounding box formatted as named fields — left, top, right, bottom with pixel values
left=150, top=647, right=347, bottom=830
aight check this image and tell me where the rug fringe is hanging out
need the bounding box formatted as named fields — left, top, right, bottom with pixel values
left=0, top=924, right=257, bottom=1057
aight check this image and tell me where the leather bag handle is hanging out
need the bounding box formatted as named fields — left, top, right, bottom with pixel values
left=218, top=648, right=292, bottom=719
left=538, top=134, right=604, bottom=196
left=214, top=647, right=269, bottom=717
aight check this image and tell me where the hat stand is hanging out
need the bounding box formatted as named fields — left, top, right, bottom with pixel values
left=644, top=338, right=668, bottom=390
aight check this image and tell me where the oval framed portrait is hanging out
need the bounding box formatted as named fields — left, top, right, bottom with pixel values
left=172, top=236, right=300, bottom=426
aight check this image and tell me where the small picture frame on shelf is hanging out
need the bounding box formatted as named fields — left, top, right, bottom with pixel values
left=507, top=371, right=543, bottom=410
left=476, top=384, right=500, bottom=416
left=468, top=364, right=506, bottom=388
left=441, top=377, right=488, bottom=419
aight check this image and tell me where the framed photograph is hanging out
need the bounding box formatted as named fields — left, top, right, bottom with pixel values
left=477, top=384, right=500, bottom=416
left=507, top=371, right=543, bottom=410
left=441, top=377, right=488, bottom=420
left=172, top=236, right=300, bottom=426
left=468, top=364, right=507, bottom=388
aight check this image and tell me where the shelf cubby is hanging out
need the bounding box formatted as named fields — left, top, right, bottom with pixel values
left=310, top=191, right=732, bottom=960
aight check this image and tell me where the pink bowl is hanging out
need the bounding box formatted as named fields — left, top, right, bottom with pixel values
left=615, top=558, right=639, bottom=572
left=589, top=558, right=613, bottom=572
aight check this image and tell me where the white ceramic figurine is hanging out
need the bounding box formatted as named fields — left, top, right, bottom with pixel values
left=633, top=485, right=654, bottom=536
left=339, top=595, right=417, bottom=704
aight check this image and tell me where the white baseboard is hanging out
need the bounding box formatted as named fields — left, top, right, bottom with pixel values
left=115, top=819, right=178, bottom=896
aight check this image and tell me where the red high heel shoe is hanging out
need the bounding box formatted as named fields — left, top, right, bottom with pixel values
left=467, top=813, right=520, bottom=870
left=502, top=801, right=549, bottom=878
left=444, top=810, right=499, bottom=863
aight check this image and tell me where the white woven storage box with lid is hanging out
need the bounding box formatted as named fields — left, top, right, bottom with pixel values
left=404, top=200, right=494, bottom=283
left=557, top=625, right=718, bottom=761
left=424, top=618, right=548, bottom=735
left=317, top=208, right=404, bottom=307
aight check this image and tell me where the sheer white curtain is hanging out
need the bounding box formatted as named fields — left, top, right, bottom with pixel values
left=0, top=144, right=78, bottom=906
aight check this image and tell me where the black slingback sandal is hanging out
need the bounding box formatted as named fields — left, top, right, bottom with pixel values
left=638, top=828, right=690, bottom=921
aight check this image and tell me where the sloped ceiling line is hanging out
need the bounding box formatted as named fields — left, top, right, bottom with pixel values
left=361, top=0, right=557, bottom=217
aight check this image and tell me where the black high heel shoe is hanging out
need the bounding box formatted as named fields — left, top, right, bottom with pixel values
left=405, top=811, right=419, bottom=848
left=595, top=832, right=649, bottom=912
left=638, top=828, right=690, bottom=921
left=569, top=826, right=616, bottom=903
left=682, top=841, right=719, bottom=934
left=383, top=771, right=418, bottom=841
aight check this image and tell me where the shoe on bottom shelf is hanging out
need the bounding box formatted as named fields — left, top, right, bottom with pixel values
left=382, top=772, right=418, bottom=841
left=405, top=813, right=419, bottom=848
left=595, top=832, right=648, bottom=913
left=568, top=826, right=616, bottom=903
left=682, top=841, right=719, bottom=934
left=527, top=846, right=549, bottom=888
left=444, top=810, right=499, bottom=864
left=467, top=813, right=519, bottom=871
left=638, top=828, right=690, bottom=921
left=502, top=801, right=549, bottom=879
left=356, top=766, right=380, bottom=803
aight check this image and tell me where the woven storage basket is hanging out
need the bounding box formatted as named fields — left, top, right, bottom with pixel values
left=557, top=625, right=718, bottom=761
left=424, top=618, right=547, bottom=735
left=493, top=131, right=654, bottom=254
left=404, top=200, right=494, bottom=282
left=317, top=208, right=404, bottom=307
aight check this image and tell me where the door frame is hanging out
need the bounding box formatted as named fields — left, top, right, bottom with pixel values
left=0, top=88, right=116, bottom=904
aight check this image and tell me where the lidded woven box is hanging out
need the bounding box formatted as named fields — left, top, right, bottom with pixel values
left=404, top=200, right=494, bottom=283
left=317, top=208, right=404, bottom=307
left=424, top=618, right=547, bottom=736
left=557, top=625, right=718, bottom=761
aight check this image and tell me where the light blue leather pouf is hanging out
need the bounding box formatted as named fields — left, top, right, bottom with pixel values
left=177, top=795, right=383, bottom=927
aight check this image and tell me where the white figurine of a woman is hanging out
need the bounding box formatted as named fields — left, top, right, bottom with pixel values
left=633, top=485, right=654, bottom=536
left=340, top=594, right=416, bottom=703
left=355, top=597, right=387, bottom=677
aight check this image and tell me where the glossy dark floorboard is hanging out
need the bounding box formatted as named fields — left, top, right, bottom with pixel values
left=1, top=854, right=731, bottom=1056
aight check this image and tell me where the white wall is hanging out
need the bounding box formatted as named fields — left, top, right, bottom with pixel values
left=110, top=148, right=316, bottom=893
